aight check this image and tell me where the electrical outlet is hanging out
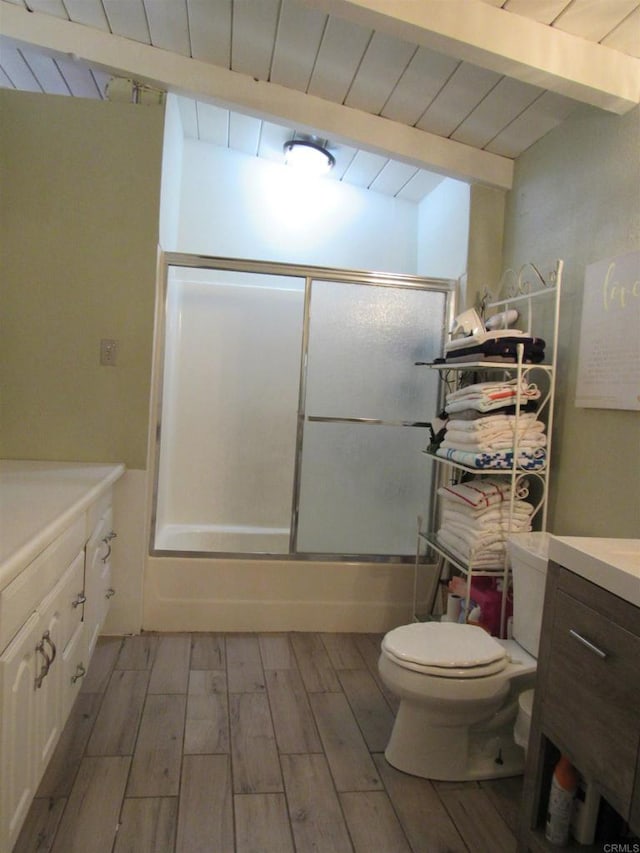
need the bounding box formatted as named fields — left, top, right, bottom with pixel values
left=100, top=338, right=117, bottom=366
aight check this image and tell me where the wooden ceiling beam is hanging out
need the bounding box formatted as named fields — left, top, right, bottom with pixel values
left=301, top=0, right=640, bottom=114
left=0, top=1, right=513, bottom=188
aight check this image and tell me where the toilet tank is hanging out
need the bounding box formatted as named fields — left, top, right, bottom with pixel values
left=507, top=532, right=551, bottom=657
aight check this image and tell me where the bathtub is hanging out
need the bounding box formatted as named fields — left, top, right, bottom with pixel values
left=154, top=523, right=290, bottom=554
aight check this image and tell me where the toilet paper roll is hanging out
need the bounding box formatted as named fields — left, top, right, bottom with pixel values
left=445, top=593, right=462, bottom=622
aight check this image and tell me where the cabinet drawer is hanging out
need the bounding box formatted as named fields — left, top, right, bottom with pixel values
left=0, top=516, right=86, bottom=653
left=542, top=588, right=640, bottom=817
left=54, top=551, right=86, bottom=654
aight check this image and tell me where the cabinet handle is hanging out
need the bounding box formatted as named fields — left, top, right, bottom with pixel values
left=34, top=637, right=51, bottom=689
left=71, top=663, right=86, bottom=684
left=72, top=592, right=87, bottom=608
left=569, top=629, right=607, bottom=660
left=105, top=587, right=116, bottom=599
left=100, top=530, right=117, bottom=561
left=43, top=630, right=57, bottom=666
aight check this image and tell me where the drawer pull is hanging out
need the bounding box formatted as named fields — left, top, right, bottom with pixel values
left=43, top=630, right=57, bottom=666
left=106, top=530, right=117, bottom=541
left=569, top=629, right=607, bottom=660
left=101, top=542, right=112, bottom=563
left=34, top=637, right=52, bottom=689
left=72, top=592, right=87, bottom=608
left=71, top=663, right=86, bottom=684
left=105, top=587, right=116, bottom=599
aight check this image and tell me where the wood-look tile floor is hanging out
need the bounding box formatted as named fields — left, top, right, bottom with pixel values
left=15, top=632, right=522, bottom=853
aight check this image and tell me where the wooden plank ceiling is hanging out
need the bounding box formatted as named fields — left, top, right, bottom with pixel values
left=1, top=0, right=638, bottom=200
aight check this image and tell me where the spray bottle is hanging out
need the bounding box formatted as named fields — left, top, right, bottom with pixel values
left=545, top=755, right=578, bottom=845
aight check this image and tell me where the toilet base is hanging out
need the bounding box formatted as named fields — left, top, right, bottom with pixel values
left=384, top=699, right=525, bottom=782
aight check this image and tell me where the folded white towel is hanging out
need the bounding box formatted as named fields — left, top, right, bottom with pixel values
left=436, top=529, right=506, bottom=568
left=441, top=509, right=532, bottom=533
left=446, top=379, right=523, bottom=401
left=440, top=499, right=534, bottom=521
left=439, top=523, right=506, bottom=550
left=441, top=432, right=547, bottom=452
left=445, top=380, right=541, bottom=414
left=447, top=413, right=537, bottom=432
left=437, top=477, right=530, bottom=508
left=488, top=435, right=547, bottom=450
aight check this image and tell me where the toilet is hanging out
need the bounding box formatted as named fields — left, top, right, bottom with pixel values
left=378, top=532, right=551, bottom=781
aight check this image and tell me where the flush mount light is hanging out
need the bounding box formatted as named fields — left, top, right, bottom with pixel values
left=283, top=139, right=335, bottom=175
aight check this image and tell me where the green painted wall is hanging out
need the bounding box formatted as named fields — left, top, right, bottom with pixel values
left=0, top=90, right=164, bottom=469
left=502, top=104, right=640, bottom=536
left=466, top=184, right=506, bottom=310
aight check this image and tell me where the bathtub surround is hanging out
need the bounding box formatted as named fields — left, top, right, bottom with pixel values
left=144, top=556, right=416, bottom=633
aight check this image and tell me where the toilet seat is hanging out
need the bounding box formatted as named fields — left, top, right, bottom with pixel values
left=382, top=622, right=508, bottom=679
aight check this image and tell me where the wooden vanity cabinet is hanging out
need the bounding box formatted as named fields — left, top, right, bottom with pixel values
left=519, top=560, right=640, bottom=852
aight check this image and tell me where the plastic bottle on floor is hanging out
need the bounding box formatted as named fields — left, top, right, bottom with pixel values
left=545, top=755, right=579, bottom=846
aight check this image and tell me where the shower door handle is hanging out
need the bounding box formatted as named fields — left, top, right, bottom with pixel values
left=307, top=416, right=432, bottom=427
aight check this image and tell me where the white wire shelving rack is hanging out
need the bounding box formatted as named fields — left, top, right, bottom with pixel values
left=415, top=259, right=563, bottom=635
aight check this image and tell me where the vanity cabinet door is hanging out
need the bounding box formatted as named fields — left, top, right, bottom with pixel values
left=34, top=592, right=63, bottom=781
left=84, top=506, right=114, bottom=659
left=0, top=612, right=41, bottom=853
left=34, top=551, right=86, bottom=777
left=541, top=587, right=640, bottom=819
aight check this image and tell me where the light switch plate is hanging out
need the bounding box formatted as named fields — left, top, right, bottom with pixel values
left=100, top=338, right=117, bottom=366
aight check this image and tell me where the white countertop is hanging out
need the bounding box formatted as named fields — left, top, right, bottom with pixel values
left=0, top=460, right=125, bottom=589
left=549, top=536, right=640, bottom=608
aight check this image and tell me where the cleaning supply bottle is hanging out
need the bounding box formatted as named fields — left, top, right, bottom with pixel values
left=545, top=755, right=579, bottom=846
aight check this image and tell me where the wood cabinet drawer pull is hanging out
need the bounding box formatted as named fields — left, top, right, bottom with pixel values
left=105, top=587, right=116, bottom=599
left=569, top=628, right=607, bottom=659
left=72, top=592, right=87, bottom=608
left=101, top=542, right=112, bottom=563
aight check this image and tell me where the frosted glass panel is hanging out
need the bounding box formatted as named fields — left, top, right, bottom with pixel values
left=305, top=282, right=446, bottom=421
left=154, top=261, right=450, bottom=558
left=296, top=423, right=433, bottom=555
left=155, top=267, right=304, bottom=553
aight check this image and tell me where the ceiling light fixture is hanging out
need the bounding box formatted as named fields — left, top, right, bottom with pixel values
left=283, top=138, right=335, bottom=176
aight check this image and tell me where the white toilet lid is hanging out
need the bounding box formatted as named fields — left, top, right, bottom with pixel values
left=382, top=622, right=507, bottom=676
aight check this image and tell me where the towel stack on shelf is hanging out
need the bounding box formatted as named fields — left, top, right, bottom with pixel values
left=435, top=379, right=547, bottom=470
left=436, top=478, right=534, bottom=569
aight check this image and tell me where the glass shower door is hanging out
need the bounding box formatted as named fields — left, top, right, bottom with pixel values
left=155, top=265, right=305, bottom=553
left=295, top=280, right=447, bottom=556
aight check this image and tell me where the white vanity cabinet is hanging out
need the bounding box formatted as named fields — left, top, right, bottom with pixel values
left=0, top=460, right=124, bottom=852
left=0, top=612, right=41, bottom=852
left=84, top=496, right=117, bottom=661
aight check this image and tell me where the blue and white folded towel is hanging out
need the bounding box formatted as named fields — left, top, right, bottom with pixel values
left=435, top=447, right=547, bottom=470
